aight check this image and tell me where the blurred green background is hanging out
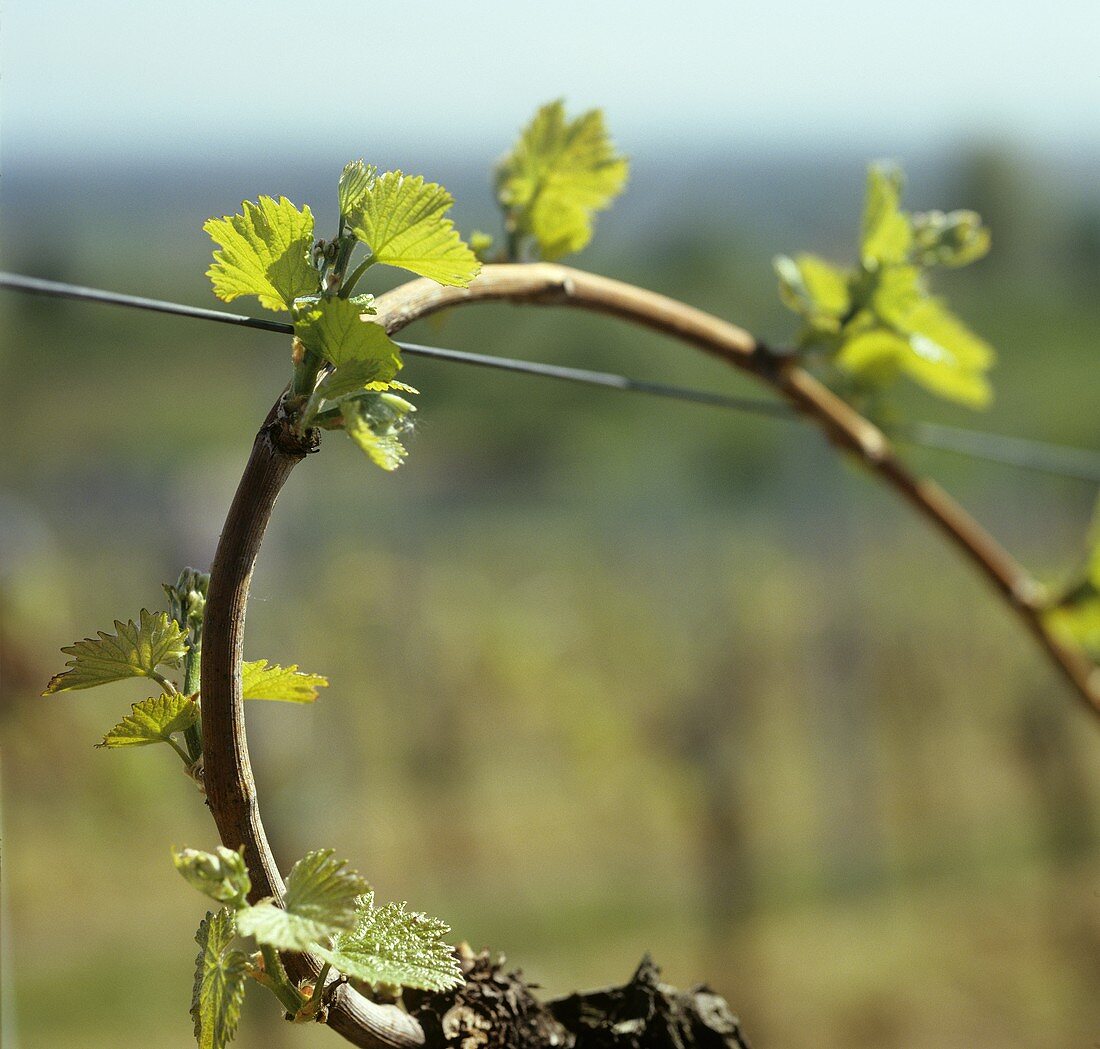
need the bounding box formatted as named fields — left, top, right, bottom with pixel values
left=3, top=3, right=1100, bottom=1048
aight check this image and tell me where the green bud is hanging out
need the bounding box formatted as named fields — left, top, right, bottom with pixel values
left=469, top=230, right=495, bottom=261
left=366, top=393, right=416, bottom=438
left=347, top=293, right=377, bottom=314
left=378, top=393, right=416, bottom=416
left=163, top=567, right=210, bottom=647
left=912, top=210, right=991, bottom=268
left=172, top=845, right=251, bottom=907
left=773, top=254, right=807, bottom=309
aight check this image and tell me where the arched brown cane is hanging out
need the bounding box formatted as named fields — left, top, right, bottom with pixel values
left=201, top=263, right=1100, bottom=1049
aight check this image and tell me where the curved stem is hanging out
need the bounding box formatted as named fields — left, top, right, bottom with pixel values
left=182, top=637, right=203, bottom=761
left=260, top=943, right=305, bottom=1015
left=167, top=736, right=194, bottom=767
left=151, top=670, right=178, bottom=696
left=370, top=263, right=1100, bottom=720
left=200, top=262, right=1100, bottom=1049
left=201, top=407, right=425, bottom=1049
left=339, top=257, right=375, bottom=299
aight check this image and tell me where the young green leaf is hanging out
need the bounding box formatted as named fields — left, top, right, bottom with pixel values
left=236, top=850, right=368, bottom=951
left=346, top=171, right=480, bottom=287
left=869, top=265, right=925, bottom=328
left=294, top=298, right=403, bottom=377
left=192, top=909, right=249, bottom=1049
left=312, top=363, right=418, bottom=408
left=174, top=846, right=252, bottom=908
left=241, top=660, right=329, bottom=704
left=338, top=160, right=378, bottom=218
left=835, top=329, right=908, bottom=377
left=313, top=891, right=463, bottom=993
left=1044, top=502, right=1100, bottom=657
left=341, top=392, right=417, bottom=472
left=777, top=163, right=996, bottom=409
left=835, top=302, right=992, bottom=407
left=43, top=609, right=188, bottom=694
left=774, top=254, right=851, bottom=325
left=98, top=693, right=198, bottom=748
left=861, top=164, right=912, bottom=269
left=1046, top=590, right=1100, bottom=657
left=1088, top=518, right=1100, bottom=591
left=890, top=298, right=994, bottom=408
left=205, top=196, right=319, bottom=312
left=496, top=100, right=629, bottom=261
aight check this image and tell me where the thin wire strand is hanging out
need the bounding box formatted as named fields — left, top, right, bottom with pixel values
left=394, top=338, right=792, bottom=417
left=0, top=271, right=294, bottom=334
left=895, top=422, right=1100, bottom=484
left=3, top=270, right=1098, bottom=483
left=0, top=271, right=789, bottom=420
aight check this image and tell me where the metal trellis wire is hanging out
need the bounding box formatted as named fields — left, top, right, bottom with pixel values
left=2, top=270, right=1098, bottom=484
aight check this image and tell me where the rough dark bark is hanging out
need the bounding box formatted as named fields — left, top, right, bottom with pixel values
left=406, top=950, right=751, bottom=1049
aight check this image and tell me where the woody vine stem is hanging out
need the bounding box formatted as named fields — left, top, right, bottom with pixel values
left=37, top=101, right=1100, bottom=1049
left=200, top=261, right=1100, bottom=1049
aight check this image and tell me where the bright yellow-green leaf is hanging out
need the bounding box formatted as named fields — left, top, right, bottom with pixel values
left=776, top=162, right=996, bottom=409
left=835, top=329, right=908, bottom=375
left=241, top=660, right=328, bottom=704
left=294, top=298, right=403, bottom=375
left=345, top=419, right=408, bottom=472
left=861, top=165, right=912, bottom=268
left=775, top=254, right=851, bottom=322
left=98, top=693, right=198, bottom=748
left=1046, top=499, right=1100, bottom=656
left=497, top=100, right=629, bottom=260
left=525, top=197, right=590, bottom=261
left=1087, top=504, right=1100, bottom=590
left=870, top=265, right=925, bottom=327
left=313, top=891, right=463, bottom=992
left=338, top=160, right=377, bottom=218
left=899, top=345, right=991, bottom=407
left=836, top=310, right=992, bottom=407
left=313, top=364, right=418, bottom=408
left=346, top=171, right=480, bottom=287
left=237, top=850, right=367, bottom=952
left=890, top=297, right=994, bottom=407
left=868, top=270, right=994, bottom=407
left=905, top=299, right=995, bottom=371
left=204, top=196, right=318, bottom=312
left=1090, top=556, right=1100, bottom=592
left=342, top=393, right=417, bottom=472
left=192, top=909, right=248, bottom=1049
left=1046, top=595, right=1100, bottom=657
left=44, top=610, right=188, bottom=694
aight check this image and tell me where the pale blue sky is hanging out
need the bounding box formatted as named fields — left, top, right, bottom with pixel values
left=3, top=0, right=1099, bottom=164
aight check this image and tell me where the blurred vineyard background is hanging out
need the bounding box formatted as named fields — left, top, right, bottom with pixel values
left=2, top=140, right=1099, bottom=1049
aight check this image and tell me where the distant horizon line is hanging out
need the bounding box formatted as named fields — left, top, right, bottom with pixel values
left=6, top=130, right=1100, bottom=172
